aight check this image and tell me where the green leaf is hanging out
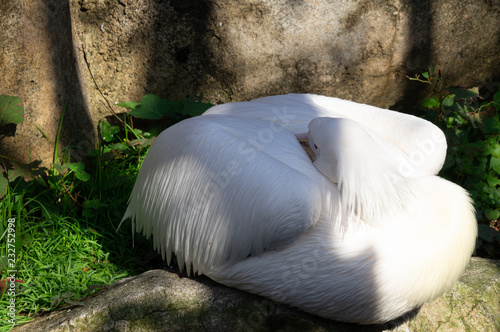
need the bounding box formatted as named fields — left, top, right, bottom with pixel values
left=490, top=156, right=500, bottom=174
left=130, top=128, right=143, bottom=136
left=447, top=87, right=479, bottom=101
left=484, top=209, right=500, bottom=221
left=0, top=173, right=7, bottom=198
left=0, top=95, right=24, bottom=125
left=494, top=90, right=500, bottom=104
left=66, top=162, right=90, bottom=181
left=165, top=99, right=183, bottom=114
left=442, top=94, right=455, bottom=107
left=8, top=160, right=46, bottom=182
left=128, top=138, right=155, bottom=148
left=122, top=94, right=211, bottom=120
left=115, top=101, right=141, bottom=110
left=180, top=100, right=214, bottom=117
left=486, top=172, right=500, bottom=187
left=451, top=112, right=466, bottom=126
left=108, top=142, right=130, bottom=152
left=99, top=121, right=120, bottom=142
left=66, top=162, right=85, bottom=173
left=491, top=144, right=500, bottom=158
left=75, top=170, right=90, bottom=182
left=421, top=97, right=440, bottom=109
left=129, top=94, right=170, bottom=120
left=422, top=71, right=429, bottom=79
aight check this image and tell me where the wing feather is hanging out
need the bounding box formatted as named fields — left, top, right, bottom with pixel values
left=204, top=93, right=446, bottom=175
left=122, top=115, right=324, bottom=275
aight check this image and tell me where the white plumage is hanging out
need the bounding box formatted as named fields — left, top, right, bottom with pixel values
left=122, top=94, right=477, bottom=324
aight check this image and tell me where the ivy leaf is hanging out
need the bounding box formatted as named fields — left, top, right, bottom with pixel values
left=0, top=95, right=24, bottom=125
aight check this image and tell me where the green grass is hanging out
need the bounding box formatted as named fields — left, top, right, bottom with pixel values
left=0, top=134, right=157, bottom=331
left=0, top=95, right=212, bottom=331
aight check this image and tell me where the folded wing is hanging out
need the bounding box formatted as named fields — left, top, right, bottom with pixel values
left=204, top=93, right=446, bottom=176
left=122, top=115, right=325, bottom=275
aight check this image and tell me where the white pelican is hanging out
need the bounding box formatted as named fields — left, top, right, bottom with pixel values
left=122, top=94, right=477, bottom=324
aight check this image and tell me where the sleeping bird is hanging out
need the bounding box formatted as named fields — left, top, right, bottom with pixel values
left=122, top=94, right=477, bottom=324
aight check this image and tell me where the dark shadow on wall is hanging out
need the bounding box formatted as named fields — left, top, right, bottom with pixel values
left=45, top=0, right=96, bottom=162
left=390, top=0, right=433, bottom=115
left=144, top=0, right=236, bottom=104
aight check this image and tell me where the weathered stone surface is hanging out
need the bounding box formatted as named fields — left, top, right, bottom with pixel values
left=0, top=0, right=95, bottom=164
left=1, top=0, right=499, bottom=164
left=11, top=257, right=500, bottom=332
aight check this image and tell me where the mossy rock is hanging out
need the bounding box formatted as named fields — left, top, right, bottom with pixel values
left=11, top=257, right=500, bottom=332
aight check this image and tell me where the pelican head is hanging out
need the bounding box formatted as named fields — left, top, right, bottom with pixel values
left=307, top=117, right=414, bottom=225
